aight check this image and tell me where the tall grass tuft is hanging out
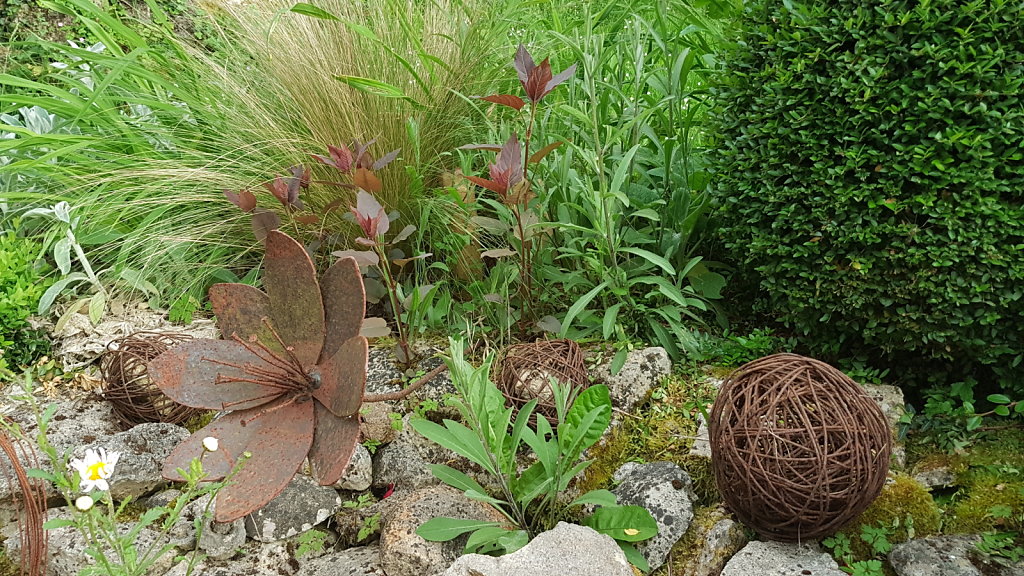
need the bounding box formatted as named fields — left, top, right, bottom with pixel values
left=1, top=0, right=516, bottom=311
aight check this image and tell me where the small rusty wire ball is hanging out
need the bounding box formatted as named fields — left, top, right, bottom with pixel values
left=709, top=353, right=891, bottom=542
left=100, top=332, right=204, bottom=429
left=497, top=339, right=589, bottom=422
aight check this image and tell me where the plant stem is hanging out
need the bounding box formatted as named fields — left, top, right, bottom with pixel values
left=373, top=243, right=412, bottom=366
left=363, top=363, right=447, bottom=403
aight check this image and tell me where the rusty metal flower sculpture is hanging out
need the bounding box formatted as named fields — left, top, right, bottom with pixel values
left=147, top=230, right=368, bottom=522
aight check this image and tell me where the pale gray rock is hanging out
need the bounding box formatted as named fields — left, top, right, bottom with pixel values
left=364, top=346, right=454, bottom=406
left=379, top=485, right=508, bottom=576
left=244, top=475, right=342, bottom=542
left=372, top=413, right=456, bottom=491
left=592, top=347, right=671, bottom=412
left=861, top=382, right=906, bottom=468
left=721, top=541, right=846, bottom=576
left=912, top=464, right=957, bottom=489
left=199, top=514, right=247, bottom=560
left=360, top=400, right=402, bottom=445
left=442, top=522, right=634, bottom=576
left=164, top=540, right=297, bottom=576
left=889, top=535, right=982, bottom=576
left=75, top=422, right=189, bottom=501
left=298, top=544, right=386, bottom=575
left=612, top=461, right=695, bottom=571
left=334, top=443, right=373, bottom=491
left=690, top=412, right=712, bottom=457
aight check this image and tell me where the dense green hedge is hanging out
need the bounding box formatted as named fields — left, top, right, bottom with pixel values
left=708, top=0, right=1024, bottom=386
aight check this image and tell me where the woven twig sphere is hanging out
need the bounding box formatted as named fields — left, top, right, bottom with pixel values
left=709, top=353, right=891, bottom=542
left=100, top=332, right=205, bottom=428
left=497, top=339, right=589, bottom=422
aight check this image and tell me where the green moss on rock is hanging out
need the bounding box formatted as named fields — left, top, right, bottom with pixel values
left=836, top=473, right=941, bottom=560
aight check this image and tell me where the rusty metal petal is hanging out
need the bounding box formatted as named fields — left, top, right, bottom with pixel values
left=149, top=339, right=285, bottom=411
left=211, top=397, right=315, bottom=523
left=162, top=417, right=242, bottom=482
left=319, top=256, right=366, bottom=362
left=263, top=230, right=326, bottom=368
left=209, top=283, right=270, bottom=341
left=311, top=335, right=367, bottom=417
left=308, top=401, right=360, bottom=486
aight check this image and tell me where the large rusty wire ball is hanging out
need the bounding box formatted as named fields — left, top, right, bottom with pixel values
left=100, top=332, right=204, bottom=429
left=497, top=339, right=589, bottom=422
left=708, top=353, right=891, bottom=542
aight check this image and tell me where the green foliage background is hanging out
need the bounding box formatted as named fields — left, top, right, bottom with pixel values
left=708, top=0, right=1024, bottom=388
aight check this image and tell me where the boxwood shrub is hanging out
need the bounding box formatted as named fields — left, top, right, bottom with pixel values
left=708, top=0, right=1024, bottom=387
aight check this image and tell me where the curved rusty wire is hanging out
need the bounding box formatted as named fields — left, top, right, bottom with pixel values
left=708, top=353, right=891, bottom=542
left=100, top=331, right=204, bottom=428
left=1, top=418, right=48, bottom=576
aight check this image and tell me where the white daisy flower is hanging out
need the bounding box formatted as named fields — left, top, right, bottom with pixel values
left=69, top=447, right=120, bottom=492
left=75, top=495, right=94, bottom=511
left=202, top=437, right=219, bottom=452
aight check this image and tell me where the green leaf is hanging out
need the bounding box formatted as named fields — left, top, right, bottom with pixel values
left=619, top=541, right=651, bottom=573
left=559, top=281, right=609, bottom=337
left=37, top=273, right=88, bottom=314
left=429, top=464, right=490, bottom=496
left=334, top=75, right=415, bottom=103
left=582, top=505, right=659, bottom=542
left=608, top=144, right=642, bottom=207
left=43, top=518, right=76, bottom=530
left=410, top=419, right=496, bottom=474
left=620, top=247, right=676, bottom=275
left=463, top=525, right=513, bottom=554
left=416, top=517, right=502, bottom=542
left=987, top=394, right=1011, bottom=404
left=569, top=489, right=618, bottom=508
left=565, top=385, right=611, bottom=454
left=88, top=292, right=106, bottom=324
left=288, top=2, right=340, bottom=20
left=602, top=303, right=623, bottom=340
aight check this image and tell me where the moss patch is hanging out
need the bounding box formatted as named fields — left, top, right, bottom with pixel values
left=835, top=473, right=941, bottom=560
left=658, top=505, right=748, bottom=576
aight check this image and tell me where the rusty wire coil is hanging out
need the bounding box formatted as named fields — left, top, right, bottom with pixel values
left=497, top=339, right=589, bottom=423
left=100, top=331, right=204, bottom=428
left=708, top=353, right=891, bottom=542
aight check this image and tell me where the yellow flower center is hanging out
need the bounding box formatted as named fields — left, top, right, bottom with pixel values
left=86, top=462, right=106, bottom=481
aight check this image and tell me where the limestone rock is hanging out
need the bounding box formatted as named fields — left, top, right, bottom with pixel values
left=244, top=475, right=342, bottom=542
left=364, top=347, right=455, bottom=407
left=378, top=485, right=508, bottom=576
left=675, top=506, right=751, bottom=576
left=721, top=541, right=846, bottom=576
left=612, top=461, right=695, bottom=571
left=442, top=522, right=634, bottom=576
left=360, top=401, right=401, bottom=445
left=889, top=535, right=981, bottom=576
left=371, top=413, right=457, bottom=491
left=164, top=540, right=297, bottom=576
left=297, top=544, right=386, bottom=576
left=592, top=347, right=671, bottom=413
left=79, top=422, right=189, bottom=501
left=334, top=443, right=373, bottom=491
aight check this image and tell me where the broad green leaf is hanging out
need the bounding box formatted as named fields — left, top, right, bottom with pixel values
left=37, top=273, right=88, bottom=314
left=582, top=505, right=659, bottom=542
left=565, top=385, right=611, bottom=454
left=410, top=419, right=495, bottom=474
left=602, top=303, right=623, bottom=340
left=608, top=144, right=642, bottom=207
left=987, top=394, right=1011, bottom=404
left=88, top=292, right=105, bottom=324
left=429, top=464, right=489, bottom=496
left=497, top=529, right=530, bottom=554
left=416, top=517, right=502, bottom=542
left=43, top=518, right=76, bottom=530
left=610, top=348, right=628, bottom=375
left=569, top=489, right=618, bottom=508
left=464, top=525, right=514, bottom=554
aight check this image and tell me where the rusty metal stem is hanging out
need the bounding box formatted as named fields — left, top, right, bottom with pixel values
left=363, top=363, right=448, bottom=403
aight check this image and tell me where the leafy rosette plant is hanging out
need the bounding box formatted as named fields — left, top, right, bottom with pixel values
left=147, top=230, right=368, bottom=522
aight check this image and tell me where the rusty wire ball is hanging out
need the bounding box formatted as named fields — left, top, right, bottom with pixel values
left=100, top=331, right=205, bottom=428
left=708, top=353, right=891, bottom=542
left=497, top=339, right=589, bottom=422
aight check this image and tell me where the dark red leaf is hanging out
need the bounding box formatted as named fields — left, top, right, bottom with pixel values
left=289, top=164, right=312, bottom=189
left=351, top=138, right=378, bottom=169
left=224, top=189, right=257, bottom=212
left=252, top=210, right=281, bottom=242
left=529, top=141, right=564, bottom=164
left=524, top=58, right=554, bottom=102
left=319, top=256, right=366, bottom=361
left=494, top=134, right=524, bottom=190
left=465, top=174, right=506, bottom=195
left=372, top=148, right=401, bottom=171
left=478, top=94, right=526, bottom=111
left=295, top=214, right=320, bottom=225
left=513, top=44, right=535, bottom=85
left=308, top=403, right=360, bottom=485
left=263, top=230, right=326, bottom=368
left=149, top=339, right=285, bottom=411
left=353, top=168, right=382, bottom=193
left=544, top=63, right=577, bottom=99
